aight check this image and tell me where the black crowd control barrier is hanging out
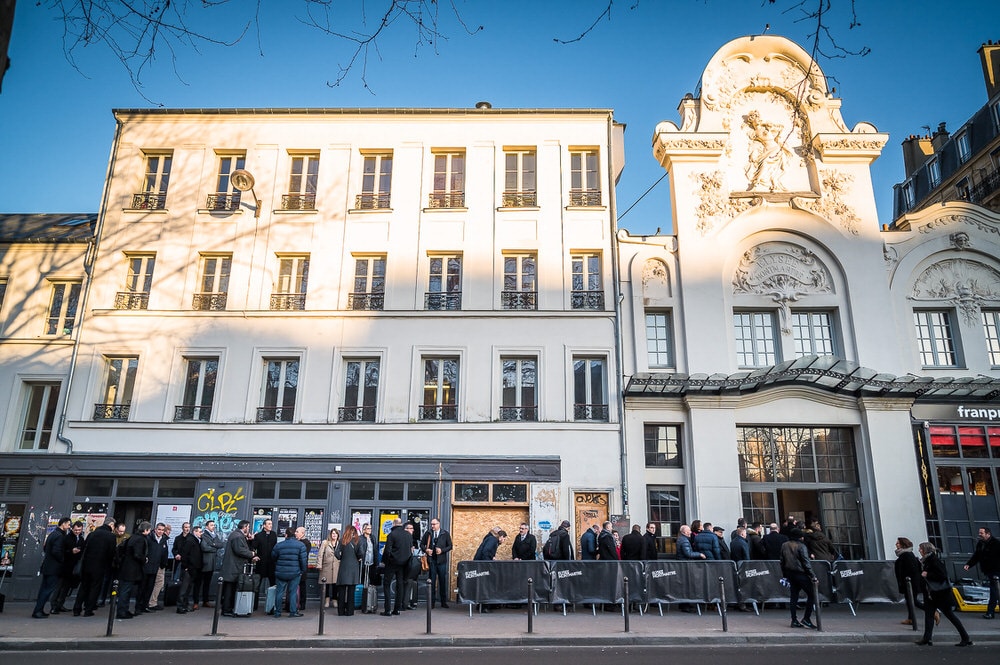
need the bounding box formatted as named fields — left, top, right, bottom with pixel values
left=735, top=560, right=833, bottom=605
left=549, top=561, right=645, bottom=605
left=457, top=560, right=552, bottom=605
left=645, top=560, right=737, bottom=605
left=831, top=560, right=904, bottom=605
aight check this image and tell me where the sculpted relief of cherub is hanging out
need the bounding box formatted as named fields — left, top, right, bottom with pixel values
left=743, top=110, right=792, bottom=192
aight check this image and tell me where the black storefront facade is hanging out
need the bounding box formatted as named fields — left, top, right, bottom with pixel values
left=0, top=453, right=559, bottom=600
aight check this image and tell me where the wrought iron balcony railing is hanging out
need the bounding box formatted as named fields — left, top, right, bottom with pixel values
left=206, top=193, right=241, bottom=211
left=424, top=292, right=462, bottom=311
left=501, top=290, right=537, bottom=310
left=256, top=406, right=294, bottom=423
left=114, top=291, right=149, bottom=310
left=573, top=403, right=609, bottom=421
left=970, top=167, right=1000, bottom=205
left=94, top=403, right=130, bottom=421
left=131, top=192, right=167, bottom=210
left=571, top=290, right=605, bottom=310
left=281, top=193, right=317, bottom=210
left=339, top=406, right=376, bottom=422
left=174, top=405, right=212, bottom=422
left=355, top=192, right=391, bottom=210
left=499, top=405, right=538, bottom=422
left=270, top=293, right=306, bottom=311
left=501, top=190, right=537, bottom=207
left=428, top=191, right=465, bottom=208
left=569, top=188, right=602, bottom=206
left=419, top=404, right=458, bottom=421
left=348, top=292, right=385, bottom=311
left=192, top=292, right=228, bottom=311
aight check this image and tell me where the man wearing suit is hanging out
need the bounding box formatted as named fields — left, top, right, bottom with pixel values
left=420, top=517, right=454, bottom=608
left=251, top=518, right=277, bottom=611
left=511, top=523, right=537, bottom=561
left=199, top=519, right=223, bottom=607
left=32, top=517, right=71, bottom=618
left=220, top=520, right=257, bottom=616
left=597, top=521, right=619, bottom=560
left=139, top=523, right=169, bottom=612
left=73, top=518, right=116, bottom=617
left=381, top=519, right=411, bottom=616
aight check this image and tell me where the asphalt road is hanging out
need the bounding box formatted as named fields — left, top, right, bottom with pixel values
left=3, top=645, right=996, bottom=664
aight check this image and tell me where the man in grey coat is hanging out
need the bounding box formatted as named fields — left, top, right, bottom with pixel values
left=220, top=520, right=257, bottom=616
left=199, top=519, right=223, bottom=607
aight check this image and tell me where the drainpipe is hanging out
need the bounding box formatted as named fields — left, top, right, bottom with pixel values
left=607, top=113, right=629, bottom=518
left=56, top=115, right=124, bottom=454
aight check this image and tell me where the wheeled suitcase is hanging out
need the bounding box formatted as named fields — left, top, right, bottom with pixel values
left=234, top=591, right=254, bottom=616
left=163, top=576, right=181, bottom=607
left=357, top=565, right=378, bottom=613
left=265, top=585, right=277, bottom=614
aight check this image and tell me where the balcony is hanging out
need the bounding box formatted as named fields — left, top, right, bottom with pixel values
left=339, top=406, right=376, bottom=422
left=499, top=406, right=538, bottom=422
left=270, top=293, right=306, bottom=311
left=256, top=406, right=294, bottom=423
left=348, top=292, right=385, bottom=311
left=573, top=403, right=609, bottom=421
left=173, top=405, right=212, bottom=422
left=131, top=192, right=166, bottom=210
left=502, top=190, right=537, bottom=207
left=114, top=291, right=149, bottom=310
left=281, top=193, right=317, bottom=210
left=569, top=188, right=602, bottom=206
left=571, top=290, right=605, bottom=310
left=355, top=192, right=391, bottom=210
left=192, top=292, right=228, bottom=311
left=419, top=404, right=457, bottom=421
left=424, top=292, right=462, bottom=311
left=428, top=191, right=465, bottom=208
left=501, top=290, right=537, bottom=310
left=206, top=193, right=241, bottom=211
left=93, top=403, right=130, bottom=421
left=970, top=167, right=1000, bottom=205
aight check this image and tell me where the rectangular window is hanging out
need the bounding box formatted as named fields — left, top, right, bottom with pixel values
left=914, top=310, right=958, bottom=367
left=644, top=424, right=681, bottom=467
left=791, top=311, right=836, bottom=357
left=569, top=149, right=600, bottom=206
left=0, top=278, right=6, bottom=313
left=349, top=256, right=386, bottom=311
left=271, top=255, right=309, bottom=311
left=94, top=356, right=137, bottom=421
left=500, top=357, right=537, bottom=422
left=928, top=157, right=941, bottom=188
left=193, top=254, right=231, bottom=311
left=734, top=311, right=779, bottom=367
left=341, top=358, right=379, bottom=422
left=647, top=486, right=684, bottom=551
left=132, top=152, right=171, bottom=209
left=991, top=101, right=1000, bottom=133
left=175, top=357, right=218, bottom=422
left=573, top=356, right=607, bottom=421
left=502, top=254, right=537, bottom=310
left=208, top=153, right=246, bottom=211
left=257, top=358, right=298, bottom=422
left=957, top=131, right=971, bottom=163
left=737, top=426, right=857, bottom=484
left=425, top=255, right=462, bottom=310
left=19, top=383, right=61, bottom=450
left=901, top=180, right=915, bottom=210
left=430, top=151, right=465, bottom=208
left=357, top=152, right=393, bottom=209
left=645, top=311, right=674, bottom=368
left=984, top=310, right=1000, bottom=366
left=283, top=153, right=319, bottom=210
left=420, top=356, right=458, bottom=421
left=571, top=253, right=604, bottom=310
left=957, top=177, right=972, bottom=201
left=503, top=149, right=536, bottom=207
left=115, top=253, right=155, bottom=310
left=45, top=281, right=82, bottom=335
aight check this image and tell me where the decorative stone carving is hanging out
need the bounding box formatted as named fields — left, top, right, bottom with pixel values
left=950, top=232, right=971, bottom=250
left=733, top=241, right=834, bottom=332
left=883, top=243, right=898, bottom=267
left=917, top=214, right=1000, bottom=238
left=657, top=138, right=727, bottom=152
left=910, top=258, right=1000, bottom=324
left=692, top=170, right=756, bottom=235
left=642, top=259, right=671, bottom=299
left=797, top=169, right=861, bottom=235
left=743, top=110, right=793, bottom=192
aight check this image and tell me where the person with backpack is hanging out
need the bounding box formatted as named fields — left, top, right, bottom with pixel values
left=543, top=520, right=573, bottom=560
left=780, top=528, right=817, bottom=630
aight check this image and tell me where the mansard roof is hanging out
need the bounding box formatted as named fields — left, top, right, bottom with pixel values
left=0, top=213, right=97, bottom=243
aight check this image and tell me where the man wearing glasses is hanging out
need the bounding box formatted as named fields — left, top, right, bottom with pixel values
left=511, top=523, right=537, bottom=561
left=420, top=518, right=453, bottom=608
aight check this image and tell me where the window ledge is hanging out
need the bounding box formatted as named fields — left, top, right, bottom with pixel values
left=565, top=205, right=608, bottom=212
left=196, top=208, right=243, bottom=216
left=348, top=207, right=393, bottom=214
left=422, top=207, right=468, bottom=213
left=123, top=208, right=168, bottom=214
left=497, top=206, right=541, bottom=212
left=272, top=208, right=319, bottom=215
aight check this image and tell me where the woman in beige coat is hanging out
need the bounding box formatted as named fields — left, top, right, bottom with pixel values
left=317, top=528, right=341, bottom=608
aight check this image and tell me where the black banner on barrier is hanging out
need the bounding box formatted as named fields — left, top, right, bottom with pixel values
left=645, top=560, right=737, bottom=604
left=456, top=561, right=552, bottom=604
left=736, top=560, right=833, bottom=604
left=550, top=561, right=636, bottom=605
left=831, top=560, right=903, bottom=604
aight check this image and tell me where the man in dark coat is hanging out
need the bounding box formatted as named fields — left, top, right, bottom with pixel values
left=199, top=519, right=223, bottom=607
left=50, top=520, right=85, bottom=613
left=713, top=526, right=731, bottom=560
left=176, top=525, right=204, bottom=613
left=381, top=519, right=412, bottom=616
left=473, top=527, right=506, bottom=561
left=251, top=518, right=277, bottom=611
left=597, top=521, right=619, bottom=560
left=580, top=523, right=599, bottom=560
left=117, top=521, right=151, bottom=619
left=544, top=520, right=573, bottom=560
left=642, top=523, right=659, bottom=560
left=763, top=522, right=788, bottom=559
left=620, top=524, right=644, bottom=560
left=137, top=523, right=168, bottom=613
left=420, top=517, right=454, bottom=608
left=220, top=520, right=257, bottom=616
left=510, top=523, right=536, bottom=560
left=748, top=522, right=768, bottom=560
left=32, top=517, right=71, bottom=618
left=964, top=526, right=1000, bottom=618
left=730, top=526, right=751, bottom=563
left=74, top=517, right=116, bottom=617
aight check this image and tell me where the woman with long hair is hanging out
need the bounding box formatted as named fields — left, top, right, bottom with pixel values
left=335, top=525, right=362, bottom=616
left=894, top=536, right=935, bottom=626
left=317, top=528, right=341, bottom=608
left=916, top=542, right=972, bottom=647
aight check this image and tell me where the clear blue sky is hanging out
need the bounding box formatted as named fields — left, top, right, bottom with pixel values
left=1, top=1, right=997, bottom=235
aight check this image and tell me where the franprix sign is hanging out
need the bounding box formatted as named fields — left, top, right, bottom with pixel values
left=911, top=403, right=1000, bottom=423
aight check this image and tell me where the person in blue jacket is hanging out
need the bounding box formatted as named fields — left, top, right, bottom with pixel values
left=271, top=527, right=307, bottom=618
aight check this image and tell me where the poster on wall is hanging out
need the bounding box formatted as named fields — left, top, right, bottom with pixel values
left=352, top=512, right=372, bottom=533
left=303, top=509, right=324, bottom=568
left=155, top=504, right=193, bottom=552
left=71, top=502, right=109, bottom=536
left=1, top=504, right=17, bottom=568
left=378, top=513, right=399, bottom=543
left=276, top=508, right=298, bottom=537
left=252, top=508, right=273, bottom=536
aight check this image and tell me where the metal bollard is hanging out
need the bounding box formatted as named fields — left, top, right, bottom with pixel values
left=426, top=577, right=433, bottom=635
left=527, top=578, right=534, bottom=634
left=812, top=577, right=822, bottom=632
left=210, top=575, right=223, bottom=636
left=105, top=579, right=119, bottom=637
left=623, top=577, right=630, bottom=633
left=719, top=576, right=728, bottom=633
left=318, top=578, right=326, bottom=635
left=904, top=576, right=918, bottom=631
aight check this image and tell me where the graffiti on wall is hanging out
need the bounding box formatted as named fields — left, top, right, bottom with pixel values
left=192, top=485, right=247, bottom=538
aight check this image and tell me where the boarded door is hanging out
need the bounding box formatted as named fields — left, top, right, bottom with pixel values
left=450, top=506, right=529, bottom=600
left=573, top=491, right=609, bottom=559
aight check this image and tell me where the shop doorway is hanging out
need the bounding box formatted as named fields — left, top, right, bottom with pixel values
left=573, top=491, right=609, bottom=558
left=773, top=488, right=864, bottom=559
left=113, top=501, right=153, bottom=534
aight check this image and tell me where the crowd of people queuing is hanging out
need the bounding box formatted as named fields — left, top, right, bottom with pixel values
left=27, top=509, right=1000, bottom=644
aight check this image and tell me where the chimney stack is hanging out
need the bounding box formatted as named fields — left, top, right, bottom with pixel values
left=979, top=40, right=1000, bottom=99
left=931, top=122, right=950, bottom=153
left=901, top=133, right=934, bottom=177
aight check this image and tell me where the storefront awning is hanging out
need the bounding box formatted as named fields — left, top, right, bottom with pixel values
left=625, top=355, right=1000, bottom=401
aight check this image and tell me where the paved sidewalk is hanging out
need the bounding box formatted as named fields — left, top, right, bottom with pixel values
left=2, top=600, right=999, bottom=650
